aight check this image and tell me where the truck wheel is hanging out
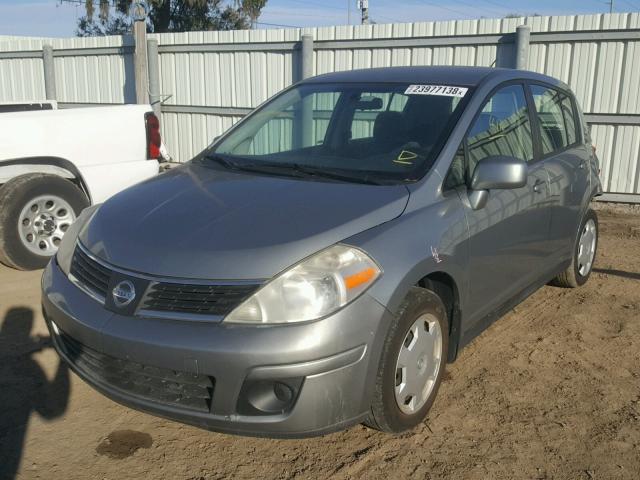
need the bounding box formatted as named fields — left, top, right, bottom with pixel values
left=0, top=174, right=89, bottom=270
left=551, top=208, right=598, bottom=288
left=365, top=287, right=449, bottom=433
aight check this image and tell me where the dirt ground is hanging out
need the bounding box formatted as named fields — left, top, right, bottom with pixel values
left=1, top=205, right=639, bottom=480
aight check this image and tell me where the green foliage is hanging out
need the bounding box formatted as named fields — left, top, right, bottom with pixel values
left=242, top=0, right=267, bottom=27
left=77, top=13, right=131, bottom=36
left=76, top=0, right=267, bottom=36
left=504, top=13, right=541, bottom=18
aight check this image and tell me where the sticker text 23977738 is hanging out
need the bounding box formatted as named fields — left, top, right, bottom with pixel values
left=404, top=85, right=468, bottom=97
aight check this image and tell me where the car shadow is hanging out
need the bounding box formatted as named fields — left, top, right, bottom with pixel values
left=0, top=307, right=70, bottom=480
left=593, top=268, right=640, bottom=281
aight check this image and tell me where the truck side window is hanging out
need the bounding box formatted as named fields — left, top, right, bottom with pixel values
left=467, top=84, right=534, bottom=178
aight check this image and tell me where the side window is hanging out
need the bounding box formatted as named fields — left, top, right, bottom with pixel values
left=530, top=85, right=576, bottom=155
left=467, top=84, right=534, bottom=177
left=560, top=94, right=577, bottom=145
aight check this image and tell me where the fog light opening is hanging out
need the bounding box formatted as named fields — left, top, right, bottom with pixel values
left=237, top=377, right=303, bottom=416
left=273, top=382, right=293, bottom=403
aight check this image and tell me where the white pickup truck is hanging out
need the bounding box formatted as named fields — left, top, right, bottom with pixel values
left=0, top=102, right=162, bottom=270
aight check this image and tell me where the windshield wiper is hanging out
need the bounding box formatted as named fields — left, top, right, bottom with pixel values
left=285, top=164, right=384, bottom=185
left=225, top=161, right=381, bottom=184
left=204, top=155, right=383, bottom=185
left=203, top=155, right=308, bottom=179
left=204, top=154, right=242, bottom=170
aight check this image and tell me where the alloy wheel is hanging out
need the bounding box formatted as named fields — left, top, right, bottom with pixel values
left=18, top=195, right=76, bottom=256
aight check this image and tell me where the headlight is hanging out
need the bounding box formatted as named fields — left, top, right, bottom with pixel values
left=56, top=204, right=100, bottom=276
left=226, top=245, right=381, bottom=324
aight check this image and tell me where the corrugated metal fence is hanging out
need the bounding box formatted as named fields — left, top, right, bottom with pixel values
left=1, top=13, right=639, bottom=200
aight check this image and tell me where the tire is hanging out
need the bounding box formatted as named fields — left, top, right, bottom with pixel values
left=0, top=174, right=89, bottom=270
left=365, top=286, right=449, bottom=433
left=551, top=208, right=598, bottom=288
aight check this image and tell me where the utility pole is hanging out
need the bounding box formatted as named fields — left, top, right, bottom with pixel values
left=608, top=0, right=614, bottom=13
left=357, top=0, right=369, bottom=25
left=348, top=0, right=351, bottom=25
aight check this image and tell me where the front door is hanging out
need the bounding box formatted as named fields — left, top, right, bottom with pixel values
left=457, top=83, right=554, bottom=329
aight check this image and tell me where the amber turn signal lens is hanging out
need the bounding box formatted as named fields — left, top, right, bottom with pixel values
left=344, top=267, right=377, bottom=290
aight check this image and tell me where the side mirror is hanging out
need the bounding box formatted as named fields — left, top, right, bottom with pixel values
left=468, top=155, right=528, bottom=210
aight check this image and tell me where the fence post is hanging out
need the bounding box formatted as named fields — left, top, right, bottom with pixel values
left=147, top=38, right=161, bottom=117
left=301, top=34, right=313, bottom=80
left=515, top=25, right=531, bottom=70
left=42, top=44, right=56, bottom=101
left=133, top=5, right=149, bottom=104
left=295, top=34, right=314, bottom=148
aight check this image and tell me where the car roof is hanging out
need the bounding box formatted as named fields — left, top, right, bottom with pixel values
left=300, top=66, right=564, bottom=89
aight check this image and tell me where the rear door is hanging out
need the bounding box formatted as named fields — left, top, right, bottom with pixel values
left=452, top=83, right=554, bottom=328
left=528, top=83, right=590, bottom=264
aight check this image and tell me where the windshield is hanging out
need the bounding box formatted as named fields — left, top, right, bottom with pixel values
left=207, top=82, right=470, bottom=184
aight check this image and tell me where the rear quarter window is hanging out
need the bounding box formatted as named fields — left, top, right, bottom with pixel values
left=560, top=95, right=577, bottom=145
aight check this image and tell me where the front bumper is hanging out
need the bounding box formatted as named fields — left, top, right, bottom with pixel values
left=42, top=259, right=394, bottom=437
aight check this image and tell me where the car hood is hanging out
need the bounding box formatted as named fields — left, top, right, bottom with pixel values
left=79, top=161, right=409, bottom=280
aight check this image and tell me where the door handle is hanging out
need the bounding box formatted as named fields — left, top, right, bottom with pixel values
left=533, top=179, right=545, bottom=193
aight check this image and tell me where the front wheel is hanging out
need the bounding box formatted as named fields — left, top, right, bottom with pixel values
left=552, top=208, right=598, bottom=288
left=365, top=287, right=449, bottom=433
left=0, top=174, right=89, bottom=270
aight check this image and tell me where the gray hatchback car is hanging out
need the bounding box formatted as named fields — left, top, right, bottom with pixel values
left=42, top=66, right=601, bottom=437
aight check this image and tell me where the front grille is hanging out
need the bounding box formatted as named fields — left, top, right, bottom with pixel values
left=57, top=329, right=215, bottom=413
left=142, top=282, right=259, bottom=316
left=69, top=244, right=260, bottom=318
left=70, top=246, right=111, bottom=299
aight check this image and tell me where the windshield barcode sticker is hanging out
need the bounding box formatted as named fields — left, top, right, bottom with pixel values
left=405, top=85, right=468, bottom=97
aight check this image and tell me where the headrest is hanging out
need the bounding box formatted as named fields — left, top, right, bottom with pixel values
left=373, top=111, right=407, bottom=145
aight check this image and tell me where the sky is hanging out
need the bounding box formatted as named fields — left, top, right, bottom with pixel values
left=0, top=0, right=637, bottom=38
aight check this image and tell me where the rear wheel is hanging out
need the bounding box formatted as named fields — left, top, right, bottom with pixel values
left=365, top=287, right=449, bottom=433
left=0, top=174, right=88, bottom=270
left=552, top=208, right=598, bottom=288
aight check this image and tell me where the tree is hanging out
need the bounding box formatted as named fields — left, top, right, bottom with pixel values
left=240, top=0, right=267, bottom=28
left=75, top=0, right=268, bottom=37
left=504, top=13, right=541, bottom=18
left=77, top=12, right=131, bottom=36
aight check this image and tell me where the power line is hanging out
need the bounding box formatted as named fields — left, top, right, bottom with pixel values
left=414, top=0, right=475, bottom=19
left=454, top=0, right=505, bottom=17
left=262, top=10, right=345, bottom=19
left=373, top=14, right=407, bottom=24
left=255, top=21, right=302, bottom=28
left=619, top=0, right=640, bottom=10
left=295, top=0, right=405, bottom=25
left=287, top=0, right=347, bottom=12
left=480, top=0, right=510, bottom=9
left=285, top=0, right=358, bottom=26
